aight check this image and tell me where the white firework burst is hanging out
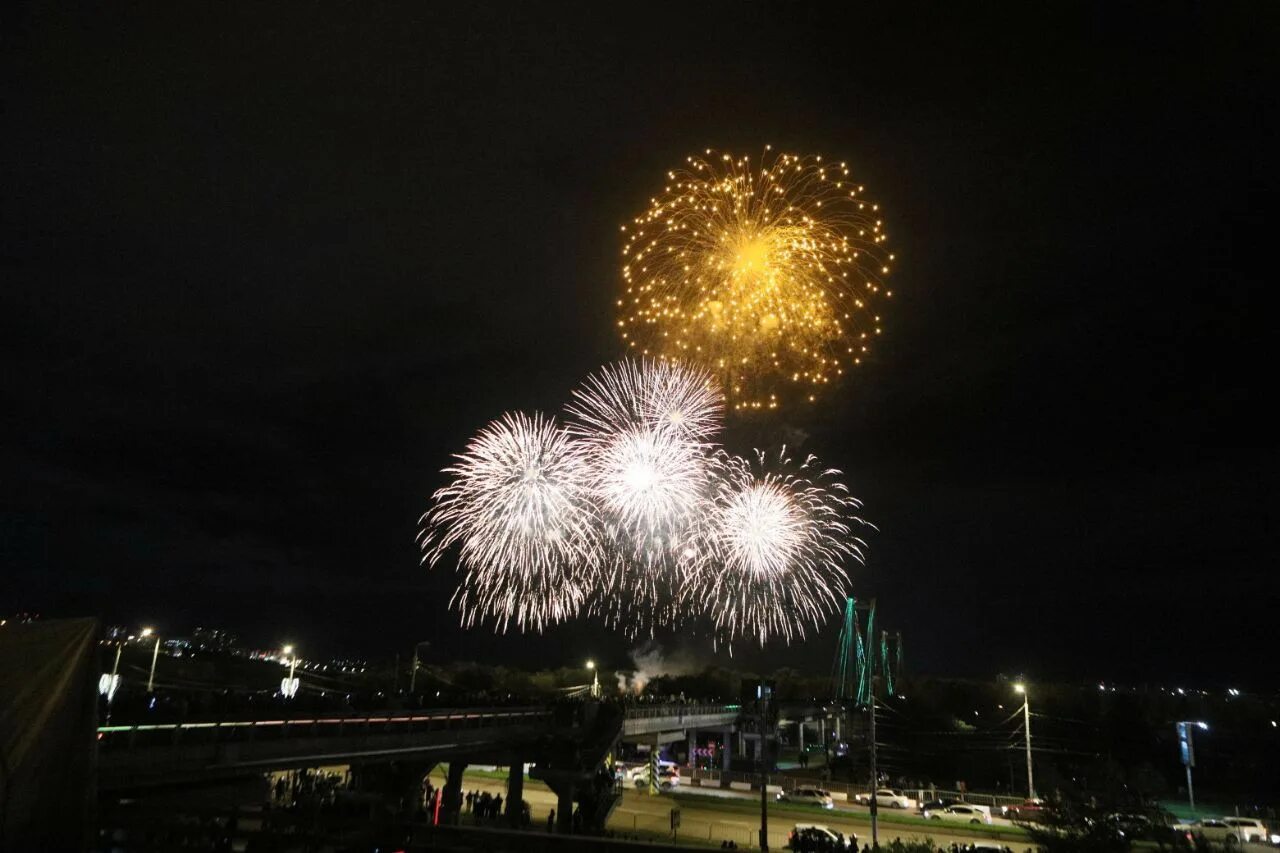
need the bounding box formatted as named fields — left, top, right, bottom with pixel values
left=418, top=411, right=601, bottom=632
left=688, top=447, right=868, bottom=645
left=565, top=358, right=723, bottom=444
left=565, top=361, right=722, bottom=632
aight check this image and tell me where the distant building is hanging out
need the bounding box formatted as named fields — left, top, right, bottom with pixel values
left=192, top=626, right=239, bottom=653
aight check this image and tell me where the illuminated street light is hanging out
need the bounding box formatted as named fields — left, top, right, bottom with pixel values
left=586, top=659, right=599, bottom=698
left=409, top=640, right=430, bottom=694
left=142, top=627, right=160, bottom=693
left=280, top=644, right=300, bottom=699
left=1013, top=683, right=1035, bottom=799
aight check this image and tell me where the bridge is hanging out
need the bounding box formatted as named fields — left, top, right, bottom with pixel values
left=97, top=702, right=743, bottom=831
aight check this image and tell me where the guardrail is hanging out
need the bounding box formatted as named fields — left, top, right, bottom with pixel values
left=684, top=766, right=1027, bottom=810
left=622, top=704, right=740, bottom=720
left=98, top=707, right=553, bottom=752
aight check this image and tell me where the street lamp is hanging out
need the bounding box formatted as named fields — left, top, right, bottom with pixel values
left=1176, top=720, right=1208, bottom=812
left=141, top=627, right=161, bottom=693
left=586, top=659, right=599, bottom=698
left=1013, top=683, right=1035, bottom=799
left=280, top=644, right=300, bottom=699
left=409, top=640, right=430, bottom=694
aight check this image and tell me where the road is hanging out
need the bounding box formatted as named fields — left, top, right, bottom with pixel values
left=448, top=771, right=1027, bottom=850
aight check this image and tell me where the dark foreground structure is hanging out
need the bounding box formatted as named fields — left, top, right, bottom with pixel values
left=0, top=618, right=99, bottom=851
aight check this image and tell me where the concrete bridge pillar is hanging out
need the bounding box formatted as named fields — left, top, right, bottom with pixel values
left=721, top=726, right=733, bottom=771
left=443, top=761, right=467, bottom=824
left=687, top=726, right=698, bottom=766
left=505, top=761, right=524, bottom=827
left=556, top=782, right=575, bottom=833
left=798, top=719, right=805, bottom=752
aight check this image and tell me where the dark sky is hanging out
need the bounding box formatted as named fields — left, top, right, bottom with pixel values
left=4, top=4, right=1277, bottom=685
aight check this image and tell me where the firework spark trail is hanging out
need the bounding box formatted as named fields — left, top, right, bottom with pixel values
left=619, top=148, right=895, bottom=411
left=684, top=447, right=870, bottom=645
left=418, top=411, right=601, bottom=632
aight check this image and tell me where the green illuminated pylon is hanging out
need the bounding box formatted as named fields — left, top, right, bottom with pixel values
left=857, top=600, right=875, bottom=707
left=834, top=598, right=856, bottom=700
left=832, top=597, right=879, bottom=708
left=881, top=630, right=894, bottom=696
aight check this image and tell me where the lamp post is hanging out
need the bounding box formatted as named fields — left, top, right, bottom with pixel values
left=586, top=659, right=599, bottom=698
left=141, top=627, right=160, bottom=693
left=105, top=640, right=123, bottom=722
left=409, top=641, right=430, bottom=694
left=1176, top=721, right=1208, bottom=812
left=1013, top=683, right=1035, bottom=799
left=281, top=644, right=300, bottom=699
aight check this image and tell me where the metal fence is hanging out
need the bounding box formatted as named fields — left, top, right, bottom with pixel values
left=98, top=707, right=553, bottom=751
left=622, top=703, right=740, bottom=720
left=684, top=766, right=1026, bottom=811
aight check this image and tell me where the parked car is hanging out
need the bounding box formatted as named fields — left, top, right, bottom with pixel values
left=1177, top=817, right=1269, bottom=845
left=924, top=804, right=993, bottom=825
left=1105, top=812, right=1154, bottom=839
left=779, top=788, right=836, bottom=809
left=853, top=788, right=914, bottom=809
left=1002, top=798, right=1051, bottom=822
left=788, top=824, right=854, bottom=851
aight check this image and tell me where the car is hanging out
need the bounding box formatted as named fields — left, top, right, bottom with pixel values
left=919, top=798, right=958, bottom=813
left=788, top=824, right=855, bottom=851
left=951, top=844, right=1013, bottom=853
left=853, top=788, right=914, bottom=809
left=629, top=764, right=680, bottom=790
left=1179, top=817, right=1269, bottom=845
left=925, top=804, right=993, bottom=825
left=779, top=788, right=836, bottom=809
left=1105, top=812, right=1154, bottom=838
left=1002, top=799, right=1051, bottom=822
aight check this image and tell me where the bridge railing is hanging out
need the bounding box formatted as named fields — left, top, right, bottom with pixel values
left=98, top=707, right=553, bottom=753
left=622, top=703, right=740, bottom=721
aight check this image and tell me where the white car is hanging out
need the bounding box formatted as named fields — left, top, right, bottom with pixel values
left=625, top=760, right=676, bottom=782
left=854, top=788, right=914, bottom=809
left=631, top=766, right=680, bottom=790
left=924, top=804, right=993, bottom=825
left=1180, top=817, right=1269, bottom=845
left=789, top=824, right=855, bottom=850
left=778, top=787, right=835, bottom=809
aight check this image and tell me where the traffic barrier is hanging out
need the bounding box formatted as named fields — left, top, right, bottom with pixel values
left=729, top=781, right=753, bottom=792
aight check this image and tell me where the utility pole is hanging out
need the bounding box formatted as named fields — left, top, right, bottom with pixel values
left=758, top=682, right=772, bottom=851
left=869, top=672, right=879, bottom=848
left=1014, top=683, right=1035, bottom=798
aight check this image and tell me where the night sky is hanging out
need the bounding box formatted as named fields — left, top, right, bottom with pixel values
left=4, top=5, right=1277, bottom=685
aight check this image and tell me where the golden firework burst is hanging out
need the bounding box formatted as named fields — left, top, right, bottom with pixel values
left=618, top=147, right=894, bottom=411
